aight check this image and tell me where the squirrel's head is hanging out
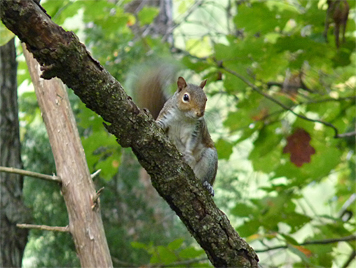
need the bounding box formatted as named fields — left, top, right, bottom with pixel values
left=176, top=77, right=207, bottom=119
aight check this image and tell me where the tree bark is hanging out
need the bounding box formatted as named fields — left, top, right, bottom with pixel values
left=0, top=1, right=259, bottom=267
left=0, top=38, right=30, bottom=267
left=22, top=46, right=113, bottom=267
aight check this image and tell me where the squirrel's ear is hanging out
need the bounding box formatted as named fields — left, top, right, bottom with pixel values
left=177, top=77, right=187, bottom=91
left=200, top=79, right=207, bottom=89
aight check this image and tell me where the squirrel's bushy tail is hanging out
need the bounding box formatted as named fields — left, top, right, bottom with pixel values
left=126, top=60, right=180, bottom=119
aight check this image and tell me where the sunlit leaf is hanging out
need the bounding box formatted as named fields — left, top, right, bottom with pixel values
left=236, top=219, right=260, bottom=237
left=0, top=21, right=14, bottom=46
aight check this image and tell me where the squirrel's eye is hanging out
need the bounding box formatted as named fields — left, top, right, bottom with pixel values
left=183, top=93, right=190, bottom=102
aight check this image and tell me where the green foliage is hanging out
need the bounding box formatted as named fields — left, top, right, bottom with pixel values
left=235, top=191, right=312, bottom=236
left=178, top=0, right=355, bottom=266
left=0, top=21, right=14, bottom=46
left=131, top=238, right=208, bottom=266
left=20, top=124, right=79, bottom=267
left=137, top=6, right=159, bottom=25
left=76, top=101, right=122, bottom=180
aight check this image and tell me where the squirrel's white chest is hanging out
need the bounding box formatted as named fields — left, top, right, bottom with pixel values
left=168, top=122, right=195, bottom=149
left=165, top=111, right=197, bottom=151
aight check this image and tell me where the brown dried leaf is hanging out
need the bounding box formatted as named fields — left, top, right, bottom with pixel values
left=283, top=128, right=316, bottom=167
left=291, top=245, right=313, bottom=258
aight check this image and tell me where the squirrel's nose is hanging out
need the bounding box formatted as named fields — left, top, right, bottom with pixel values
left=196, top=110, right=204, bottom=117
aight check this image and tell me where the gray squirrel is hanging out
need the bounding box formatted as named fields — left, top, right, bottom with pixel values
left=132, top=67, right=218, bottom=195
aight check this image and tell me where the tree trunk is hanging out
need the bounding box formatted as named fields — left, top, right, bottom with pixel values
left=0, top=38, right=30, bottom=267
left=0, top=1, right=259, bottom=266
left=125, top=0, right=174, bottom=44
left=22, top=46, right=113, bottom=268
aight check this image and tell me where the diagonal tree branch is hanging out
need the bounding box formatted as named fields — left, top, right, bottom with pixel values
left=0, top=0, right=259, bottom=267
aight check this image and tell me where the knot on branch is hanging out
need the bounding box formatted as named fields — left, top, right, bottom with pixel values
left=41, top=64, right=57, bottom=79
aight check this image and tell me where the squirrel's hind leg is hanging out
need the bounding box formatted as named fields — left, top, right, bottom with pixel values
left=194, top=147, right=218, bottom=196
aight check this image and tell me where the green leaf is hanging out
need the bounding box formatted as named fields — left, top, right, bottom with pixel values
left=234, top=2, right=297, bottom=35
left=96, top=152, right=121, bottom=180
left=280, top=233, right=299, bottom=245
left=167, top=238, right=184, bottom=251
left=82, top=1, right=116, bottom=22
left=223, top=91, right=264, bottom=133
left=256, top=48, right=289, bottom=80
left=274, top=36, right=335, bottom=69
left=179, top=246, right=205, bottom=259
left=150, top=246, right=177, bottom=264
left=137, top=7, right=159, bottom=25
left=215, top=138, right=233, bottom=160
left=222, top=71, right=248, bottom=94
left=248, top=124, right=283, bottom=173
left=181, top=56, right=212, bottom=73
left=77, top=102, right=105, bottom=131
left=283, top=212, right=311, bottom=233
left=236, top=219, right=260, bottom=237
left=131, top=241, right=147, bottom=250
left=230, top=203, right=255, bottom=218
left=0, top=22, right=15, bottom=46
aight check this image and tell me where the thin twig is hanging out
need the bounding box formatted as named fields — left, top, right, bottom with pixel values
left=339, top=193, right=356, bottom=218
left=303, top=235, right=356, bottom=245
left=92, top=187, right=105, bottom=210
left=111, top=256, right=137, bottom=267
left=255, top=235, right=356, bottom=253
left=341, top=250, right=356, bottom=268
left=17, top=224, right=69, bottom=233
left=0, top=166, right=61, bottom=183
left=223, top=67, right=355, bottom=139
left=91, top=169, right=101, bottom=179
left=299, top=95, right=356, bottom=105
left=337, top=130, right=356, bottom=138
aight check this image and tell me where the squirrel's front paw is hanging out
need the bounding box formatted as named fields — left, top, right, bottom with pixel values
left=156, top=120, right=165, bottom=129
left=183, top=152, right=195, bottom=166
left=203, top=181, right=214, bottom=196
